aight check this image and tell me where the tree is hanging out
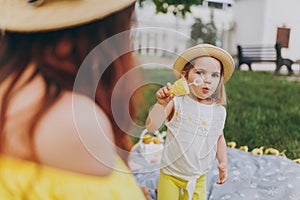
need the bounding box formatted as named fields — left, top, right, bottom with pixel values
left=138, top=0, right=204, bottom=17
left=191, top=10, right=217, bottom=45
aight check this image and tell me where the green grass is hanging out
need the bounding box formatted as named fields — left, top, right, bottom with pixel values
left=225, top=71, right=300, bottom=159
left=131, top=69, right=300, bottom=159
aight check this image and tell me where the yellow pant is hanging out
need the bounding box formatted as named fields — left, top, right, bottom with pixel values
left=157, top=170, right=206, bottom=200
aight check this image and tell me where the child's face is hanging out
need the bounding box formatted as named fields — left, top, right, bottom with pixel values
left=184, top=56, right=221, bottom=101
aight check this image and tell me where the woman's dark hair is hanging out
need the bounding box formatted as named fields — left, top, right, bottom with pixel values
left=0, top=4, right=136, bottom=161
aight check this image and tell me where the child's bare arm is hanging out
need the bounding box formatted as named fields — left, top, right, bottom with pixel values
left=216, top=132, right=228, bottom=184
left=146, top=82, right=174, bottom=132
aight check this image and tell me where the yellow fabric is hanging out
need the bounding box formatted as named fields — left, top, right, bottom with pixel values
left=0, top=155, right=145, bottom=200
left=157, top=170, right=206, bottom=200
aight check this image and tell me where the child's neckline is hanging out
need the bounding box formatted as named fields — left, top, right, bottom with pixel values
left=184, top=95, right=215, bottom=106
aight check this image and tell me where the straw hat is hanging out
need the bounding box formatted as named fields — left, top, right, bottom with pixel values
left=173, top=44, right=235, bottom=83
left=0, top=0, right=136, bottom=32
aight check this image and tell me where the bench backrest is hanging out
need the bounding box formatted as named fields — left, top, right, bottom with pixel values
left=237, top=43, right=283, bottom=62
left=237, top=44, right=279, bottom=62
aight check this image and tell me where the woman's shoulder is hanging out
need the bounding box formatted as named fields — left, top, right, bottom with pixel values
left=0, top=155, right=145, bottom=200
left=34, top=91, right=116, bottom=176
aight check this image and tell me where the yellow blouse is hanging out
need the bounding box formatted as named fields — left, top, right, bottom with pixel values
left=0, top=155, right=145, bottom=200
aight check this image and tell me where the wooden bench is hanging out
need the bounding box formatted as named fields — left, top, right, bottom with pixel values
left=237, top=43, right=294, bottom=74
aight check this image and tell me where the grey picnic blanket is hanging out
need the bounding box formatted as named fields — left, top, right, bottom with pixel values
left=128, top=146, right=300, bottom=200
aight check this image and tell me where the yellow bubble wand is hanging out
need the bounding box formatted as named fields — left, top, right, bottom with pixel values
left=168, top=77, right=204, bottom=95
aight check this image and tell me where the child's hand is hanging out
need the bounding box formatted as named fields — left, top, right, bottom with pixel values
left=216, top=162, right=228, bottom=184
left=156, top=82, right=174, bottom=107
left=141, top=187, right=154, bottom=200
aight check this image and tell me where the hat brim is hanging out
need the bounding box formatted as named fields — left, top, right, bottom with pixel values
left=0, top=0, right=136, bottom=32
left=173, top=44, right=235, bottom=83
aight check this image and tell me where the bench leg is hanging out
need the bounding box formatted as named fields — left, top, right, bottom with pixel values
left=247, top=63, right=252, bottom=71
left=237, top=63, right=241, bottom=70
left=285, top=59, right=294, bottom=75
left=275, top=59, right=294, bottom=75
left=238, top=63, right=252, bottom=71
left=275, top=64, right=280, bottom=75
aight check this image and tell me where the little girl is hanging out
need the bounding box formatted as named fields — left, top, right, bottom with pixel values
left=146, top=44, right=235, bottom=200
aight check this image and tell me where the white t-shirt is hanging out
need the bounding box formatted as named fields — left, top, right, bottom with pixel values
left=162, top=95, right=226, bottom=181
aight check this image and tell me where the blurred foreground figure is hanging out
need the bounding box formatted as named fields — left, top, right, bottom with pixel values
left=0, top=0, right=146, bottom=199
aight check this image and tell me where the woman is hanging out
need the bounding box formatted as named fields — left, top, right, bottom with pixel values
left=0, top=0, right=146, bottom=199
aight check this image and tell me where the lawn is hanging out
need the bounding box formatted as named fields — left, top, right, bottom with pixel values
left=131, top=68, right=300, bottom=160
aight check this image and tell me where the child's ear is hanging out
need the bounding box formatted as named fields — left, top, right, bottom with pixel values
left=180, top=71, right=187, bottom=78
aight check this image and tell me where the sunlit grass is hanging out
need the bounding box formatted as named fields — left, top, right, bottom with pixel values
left=225, top=71, right=300, bottom=159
